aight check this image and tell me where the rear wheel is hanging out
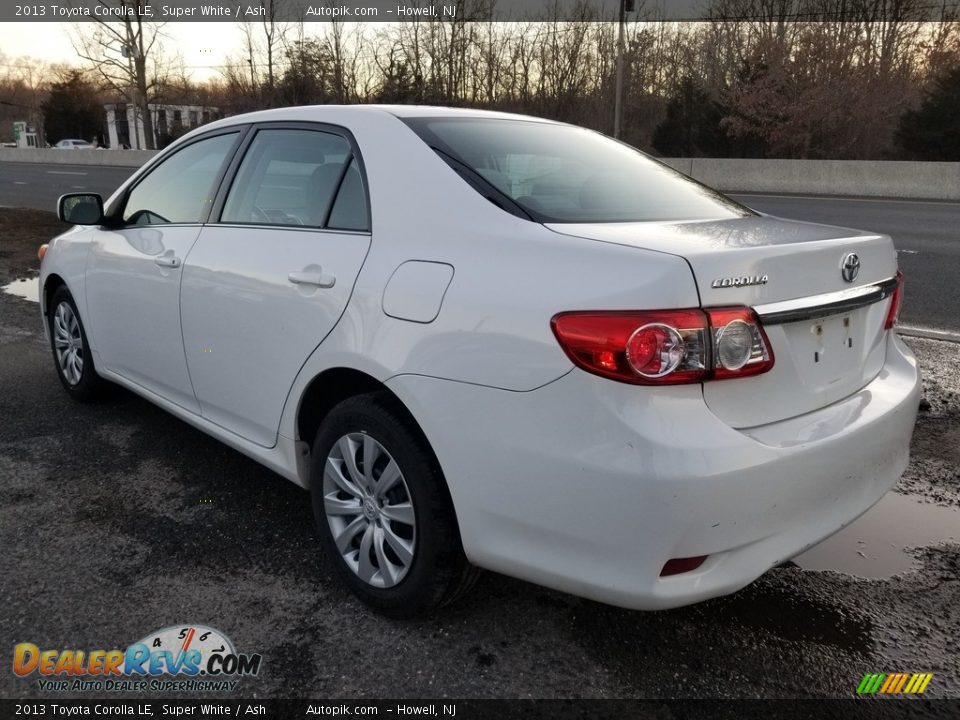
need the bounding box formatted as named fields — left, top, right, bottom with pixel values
left=48, top=285, right=106, bottom=402
left=310, top=393, right=478, bottom=617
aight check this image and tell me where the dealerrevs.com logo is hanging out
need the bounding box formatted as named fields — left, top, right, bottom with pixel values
left=13, top=624, right=262, bottom=693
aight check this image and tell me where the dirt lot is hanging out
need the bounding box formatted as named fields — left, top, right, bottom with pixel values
left=0, top=208, right=68, bottom=283
left=1, top=208, right=958, bottom=702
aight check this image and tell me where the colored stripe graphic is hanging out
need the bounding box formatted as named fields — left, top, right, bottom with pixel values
left=857, top=673, right=886, bottom=694
left=857, top=672, right=933, bottom=695
left=904, top=674, right=921, bottom=694
left=893, top=674, right=909, bottom=693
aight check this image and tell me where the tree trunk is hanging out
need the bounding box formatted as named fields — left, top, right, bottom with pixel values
left=135, top=56, right=155, bottom=150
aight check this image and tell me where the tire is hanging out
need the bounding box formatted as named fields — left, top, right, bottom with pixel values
left=48, top=285, right=106, bottom=402
left=310, top=392, right=479, bottom=617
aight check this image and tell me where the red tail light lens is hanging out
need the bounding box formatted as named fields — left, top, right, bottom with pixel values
left=551, top=307, right=774, bottom=385
left=885, top=271, right=904, bottom=330
left=551, top=310, right=708, bottom=385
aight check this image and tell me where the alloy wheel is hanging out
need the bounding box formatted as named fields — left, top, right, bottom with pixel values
left=53, top=301, right=84, bottom=386
left=322, top=433, right=417, bottom=588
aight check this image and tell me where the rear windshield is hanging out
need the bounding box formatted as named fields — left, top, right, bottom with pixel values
left=402, top=117, right=753, bottom=224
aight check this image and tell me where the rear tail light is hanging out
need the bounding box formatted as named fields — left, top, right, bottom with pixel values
left=551, top=307, right=774, bottom=385
left=706, top=307, right=775, bottom=380
left=885, top=271, right=904, bottom=330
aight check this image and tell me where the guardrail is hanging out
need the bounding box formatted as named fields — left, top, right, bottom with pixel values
left=0, top=148, right=156, bottom=168
left=659, top=158, right=960, bottom=201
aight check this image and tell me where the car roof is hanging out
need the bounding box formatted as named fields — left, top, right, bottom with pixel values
left=199, top=104, right=560, bottom=132
left=373, top=105, right=556, bottom=121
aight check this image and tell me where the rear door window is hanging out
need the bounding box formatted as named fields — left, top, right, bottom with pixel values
left=326, top=158, right=369, bottom=231
left=220, top=128, right=357, bottom=228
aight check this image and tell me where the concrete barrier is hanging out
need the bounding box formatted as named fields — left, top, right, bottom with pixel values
left=3, top=148, right=959, bottom=199
left=0, top=147, right=156, bottom=168
left=659, top=158, right=960, bottom=201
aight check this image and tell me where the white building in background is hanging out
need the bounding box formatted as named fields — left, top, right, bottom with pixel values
left=12, top=121, right=39, bottom=148
left=104, top=103, right=220, bottom=149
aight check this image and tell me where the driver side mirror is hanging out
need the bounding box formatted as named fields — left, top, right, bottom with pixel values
left=58, top=193, right=104, bottom=225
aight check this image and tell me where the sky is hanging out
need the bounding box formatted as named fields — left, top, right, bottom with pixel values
left=0, top=22, right=244, bottom=81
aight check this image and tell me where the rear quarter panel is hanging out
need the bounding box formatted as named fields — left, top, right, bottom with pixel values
left=279, top=110, right=700, bottom=440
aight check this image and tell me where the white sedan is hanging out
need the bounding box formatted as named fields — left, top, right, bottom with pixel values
left=52, top=139, right=95, bottom=149
left=39, top=106, right=920, bottom=616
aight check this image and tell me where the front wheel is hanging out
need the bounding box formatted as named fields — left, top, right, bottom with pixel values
left=48, top=285, right=106, bottom=402
left=310, top=393, right=478, bottom=617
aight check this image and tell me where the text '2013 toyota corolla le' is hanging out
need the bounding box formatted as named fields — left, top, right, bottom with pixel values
left=39, top=106, right=921, bottom=617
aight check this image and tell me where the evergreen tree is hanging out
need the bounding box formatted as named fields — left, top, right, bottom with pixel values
left=41, top=71, right=103, bottom=145
left=652, top=78, right=731, bottom=157
left=896, top=65, right=960, bottom=161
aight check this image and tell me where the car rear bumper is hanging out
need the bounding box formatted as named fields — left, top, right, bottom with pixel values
left=387, top=332, right=921, bottom=610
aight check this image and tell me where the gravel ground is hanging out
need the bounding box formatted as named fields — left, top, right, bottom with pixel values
left=1, top=208, right=958, bottom=701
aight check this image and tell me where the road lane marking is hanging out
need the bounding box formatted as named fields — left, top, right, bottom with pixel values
left=731, top=193, right=960, bottom=206
left=14, top=181, right=27, bottom=184
left=46, top=170, right=87, bottom=176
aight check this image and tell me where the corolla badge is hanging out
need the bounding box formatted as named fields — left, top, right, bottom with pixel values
left=841, top=252, right=861, bottom=283
left=711, top=274, right=768, bottom=289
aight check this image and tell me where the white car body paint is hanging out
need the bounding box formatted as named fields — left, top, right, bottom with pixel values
left=382, top=261, right=455, bottom=323
left=39, top=105, right=921, bottom=610
left=180, top=224, right=371, bottom=447
left=85, top=224, right=204, bottom=413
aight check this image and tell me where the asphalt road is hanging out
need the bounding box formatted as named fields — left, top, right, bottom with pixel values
left=1, top=285, right=959, bottom=701
left=1, top=206, right=960, bottom=702
left=0, top=161, right=134, bottom=210
left=0, top=160, right=957, bottom=332
left=731, top=193, right=960, bottom=333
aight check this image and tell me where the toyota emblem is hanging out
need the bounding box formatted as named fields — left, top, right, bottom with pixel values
left=841, top=252, right=861, bottom=283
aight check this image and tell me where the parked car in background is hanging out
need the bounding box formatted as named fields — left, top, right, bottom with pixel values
left=37, top=106, right=920, bottom=617
left=52, top=139, right=95, bottom=149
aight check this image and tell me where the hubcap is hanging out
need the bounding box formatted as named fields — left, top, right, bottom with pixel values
left=53, top=301, right=83, bottom=386
left=323, top=433, right=416, bottom=588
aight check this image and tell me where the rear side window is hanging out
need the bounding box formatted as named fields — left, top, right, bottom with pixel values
left=326, top=158, right=369, bottom=231
left=122, top=132, right=238, bottom=225
left=221, top=128, right=366, bottom=230
left=402, top=117, right=753, bottom=224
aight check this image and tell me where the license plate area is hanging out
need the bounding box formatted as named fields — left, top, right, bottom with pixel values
left=780, top=302, right=885, bottom=389
left=809, top=314, right=856, bottom=365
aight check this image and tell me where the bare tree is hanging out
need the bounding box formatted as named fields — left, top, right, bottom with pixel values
left=0, top=53, right=53, bottom=145
left=71, top=0, right=171, bottom=149
left=260, top=0, right=278, bottom=101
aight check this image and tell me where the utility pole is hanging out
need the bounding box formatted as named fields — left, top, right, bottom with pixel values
left=614, top=0, right=633, bottom=139
left=121, top=43, right=139, bottom=149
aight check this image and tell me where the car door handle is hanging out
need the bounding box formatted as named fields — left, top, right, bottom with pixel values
left=288, top=271, right=336, bottom=289
left=154, top=254, right=181, bottom=268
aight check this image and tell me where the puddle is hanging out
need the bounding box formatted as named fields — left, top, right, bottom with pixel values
left=2, top=277, right=39, bottom=303
left=793, top=492, right=960, bottom=579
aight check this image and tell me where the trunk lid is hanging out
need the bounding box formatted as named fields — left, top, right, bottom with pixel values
left=547, top=216, right=899, bottom=427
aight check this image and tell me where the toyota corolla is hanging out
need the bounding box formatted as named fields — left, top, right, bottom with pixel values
left=38, top=106, right=921, bottom=617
